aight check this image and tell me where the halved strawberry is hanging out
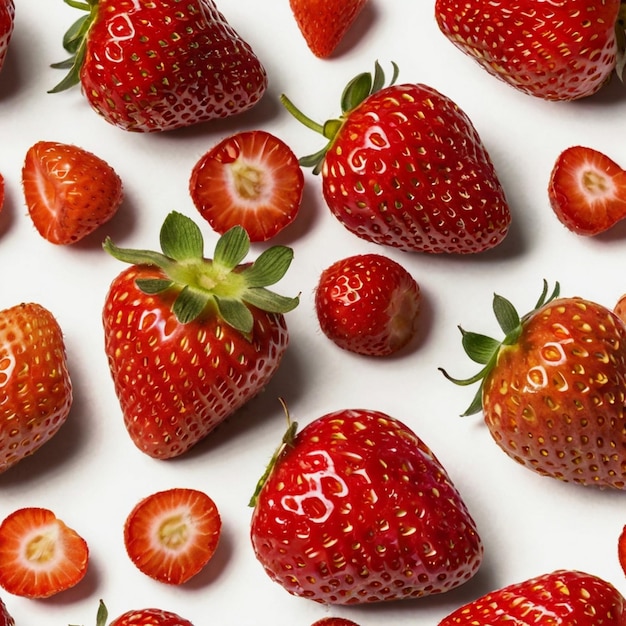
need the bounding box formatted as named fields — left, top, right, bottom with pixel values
left=0, top=507, right=89, bottom=598
left=189, top=130, right=303, bottom=242
left=548, top=145, right=626, bottom=235
left=124, top=488, right=221, bottom=585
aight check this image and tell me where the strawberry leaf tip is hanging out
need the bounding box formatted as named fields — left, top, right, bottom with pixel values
left=103, top=211, right=299, bottom=332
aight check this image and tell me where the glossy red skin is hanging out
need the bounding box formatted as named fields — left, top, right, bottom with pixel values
left=438, top=570, right=626, bottom=625
left=81, top=0, right=267, bottom=132
left=0, top=598, right=13, bottom=626
left=620, top=525, right=626, bottom=578
left=110, top=608, right=194, bottom=626
left=103, top=265, right=289, bottom=459
left=0, top=0, right=14, bottom=73
left=311, top=619, right=360, bottom=626
left=483, top=297, right=626, bottom=489
left=250, top=409, right=484, bottom=605
left=322, top=83, right=510, bottom=254
left=435, top=0, right=619, bottom=102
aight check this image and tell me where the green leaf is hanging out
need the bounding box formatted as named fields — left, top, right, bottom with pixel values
left=160, top=211, right=204, bottom=261
left=242, top=246, right=293, bottom=287
left=103, top=237, right=173, bottom=270
left=493, top=293, right=520, bottom=336
left=63, top=14, right=90, bottom=53
left=135, top=278, right=174, bottom=295
left=215, top=297, right=253, bottom=333
left=460, top=328, right=501, bottom=365
left=244, top=288, right=300, bottom=314
left=341, top=71, right=373, bottom=113
left=48, top=46, right=84, bottom=92
left=213, top=226, right=250, bottom=270
left=172, top=286, right=210, bottom=324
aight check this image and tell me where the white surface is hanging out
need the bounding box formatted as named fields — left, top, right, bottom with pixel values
left=0, top=1, right=625, bottom=625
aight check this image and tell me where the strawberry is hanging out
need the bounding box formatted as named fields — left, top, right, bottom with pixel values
left=0, top=598, right=13, bottom=626
left=311, top=620, right=359, bottom=626
left=0, top=0, right=14, bottom=74
left=0, top=172, right=4, bottom=213
left=289, top=0, right=367, bottom=58
left=50, top=0, right=268, bottom=132
left=438, top=570, right=626, bottom=625
left=249, top=408, right=484, bottom=605
left=102, top=211, right=298, bottom=459
left=189, top=130, right=304, bottom=242
left=22, top=141, right=124, bottom=245
left=94, top=601, right=194, bottom=626
left=441, top=281, right=626, bottom=489
left=282, top=62, right=510, bottom=254
left=315, top=253, right=420, bottom=356
left=435, top=0, right=622, bottom=101
left=619, top=525, right=626, bottom=578
left=0, top=302, right=72, bottom=473
left=0, top=507, right=89, bottom=598
left=548, top=145, right=626, bottom=236
left=124, top=488, right=221, bottom=585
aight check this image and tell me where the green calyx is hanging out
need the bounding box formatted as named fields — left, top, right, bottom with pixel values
left=280, top=60, right=399, bottom=175
left=103, top=211, right=299, bottom=334
left=439, top=280, right=561, bottom=417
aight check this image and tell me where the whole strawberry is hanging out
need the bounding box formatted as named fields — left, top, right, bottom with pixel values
left=442, top=281, right=626, bottom=489
left=438, top=570, right=626, bottom=625
left=102, top=211, right=298, bottom=459
left=0, top=597, right=13, bottom=626
left=93, top=601, right=194, bottom=626
left=51, top=0, right=267, bottom=132
left=0, top=303, right=72, bottom=473
left=0, top=0, right=14, bottom=74
left=282, top=62, right=510, bottom=254
left=435, top=0, right=622, bottom=101
left=250, top=408, right=484, bottom=604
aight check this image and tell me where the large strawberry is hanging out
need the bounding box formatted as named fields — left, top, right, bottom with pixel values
left=282, top=62, right=510, bottom=254
left=250, top=408, right=484, bottom=604
left=102, top=211, right=298, bottom=459
left=0, top=0, right=14, bottom=75
left=50, top=0, right=268, bottom=132
left=441, top=281, right=626, bottom=489
left=435, top=0, right=623, bottom=101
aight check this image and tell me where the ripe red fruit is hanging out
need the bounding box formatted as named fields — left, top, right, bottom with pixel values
left=250, top=408, right=484, bottom=604
left=548, top=145, right=626, bottom=236
left=282, top=62, right=510, bottom=254
left=102, top=211, right=298, bottom=459
left=0, top=302, right=72, bottom=473
left=435, top=0, right=621, bottom=101
left=51, top=0, right=268, bottom=132
left=22, top=141, right=123, bottom=244
left=619, top=525, right=626, bottom=578
left=315, top=253, right=420, bottom=356
left=124, top=488, right=221, bottom=585
left=311, top=619, right=360, bottom=626
left=0, top=507, right=89, bottom=598
left=0, top=597, right=13, bottom=626
left=438, top=570, right=626, bottom=625
left=95, top=601, right=194, bottom=626
left=189, top=130, right=304, bottom=242
left=0, top=0, right=14, bottom=74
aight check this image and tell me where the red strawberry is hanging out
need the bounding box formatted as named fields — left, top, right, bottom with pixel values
left=0, top=302, right=72, bottom=473
left=250, top=408, right=484, bottom=605
left=0, top=172, right=4, bottom=213
left=0, top=507, right=89, bottom=598
left=442, top=281, right=626, bottom=489
left=124, top=488, right=221, bottom=585
left=0, top=598, right=13, bottom=626
left=22, top=141, right=123, bottom=245
left=102, top=211, right=298, bottom=459
left=619, top=525, right=626, bottom=578
left=282, top=62, right=510, bottom=254
left=311, top=619, right=360, bottom=626
left=189, top=130, right=304, bottom=242
left=0, top=0, right=14, bottom=74
left=438, top=570, right=626, bottom=625
left=289, top=0, right=367, bottom=58
left=94, top=601, right=194, bottom=626
left=435, top=0, right=622, bottom=101
left=50, top=0, right=267, bottom=132
left=315, top=253, right=420, bottom=356
left=548, top=145, right=626, bottom=236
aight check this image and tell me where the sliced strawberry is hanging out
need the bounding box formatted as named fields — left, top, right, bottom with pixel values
left=124, top=488, right=221, bottom=585
left=0, top=507, right=89, bottom=598
left=189, top=130, right=303, bottom=242
left=619, top=525, right=626, bottom=578
left=548, top=145, right=626, bottom=235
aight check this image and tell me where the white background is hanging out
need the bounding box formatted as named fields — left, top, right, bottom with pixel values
left=1, top=1, right=625, bottom=625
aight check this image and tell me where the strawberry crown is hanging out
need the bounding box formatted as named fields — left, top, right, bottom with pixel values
left=103, top=211, right=299, bottom=334
left=280, top=61, right=399, bottom=175
left=439, top=280, right=561, bottom=416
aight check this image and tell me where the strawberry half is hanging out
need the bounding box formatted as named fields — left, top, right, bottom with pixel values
left=0, top=507, right=89, bottom=598
left=124, top=488, right=221, bottom=585
left=548, top=145, right=626, bottom=236
left=189, top=130, right=304, bottom=242
left=93, top=601, right=194, bottom=626
left=0, top=597, right=13, bottom=626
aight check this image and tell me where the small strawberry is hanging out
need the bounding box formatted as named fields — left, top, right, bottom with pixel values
left=619, top=525, right=626, bottom=578
left=0, top=598, right=13, bottom=626
left=124, top=488, right=221, bottom=585
left=0, top=302, right=72, bottom=473
left=441, top=281, right=626, bottom=489
left=0, top=507, right=89, bottom=598
left=102, top=211, right=298, bottom=459
left=189, top=130, right=304, bottom=242
left=250, top=408, right=484, bottom=605
left=435, top=0, right=622, bottom=101
left=282, top=62, right=510, bottom=254
left=311, top=619, right=360, bottom=626
left=548, top=145, right=626, bottom=236
left=22, top=141, right=123, bottom=245
left=315, top=253, right=420, bottom=356
left=438, top=570, right=626, bottom=625
left=0, top=0, right=14, bottom=74
left=50, top=0, right=268, bottom=132
left=93, top=601, right=194, bottom=626
left=289, top=0, right=367, bottom=58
